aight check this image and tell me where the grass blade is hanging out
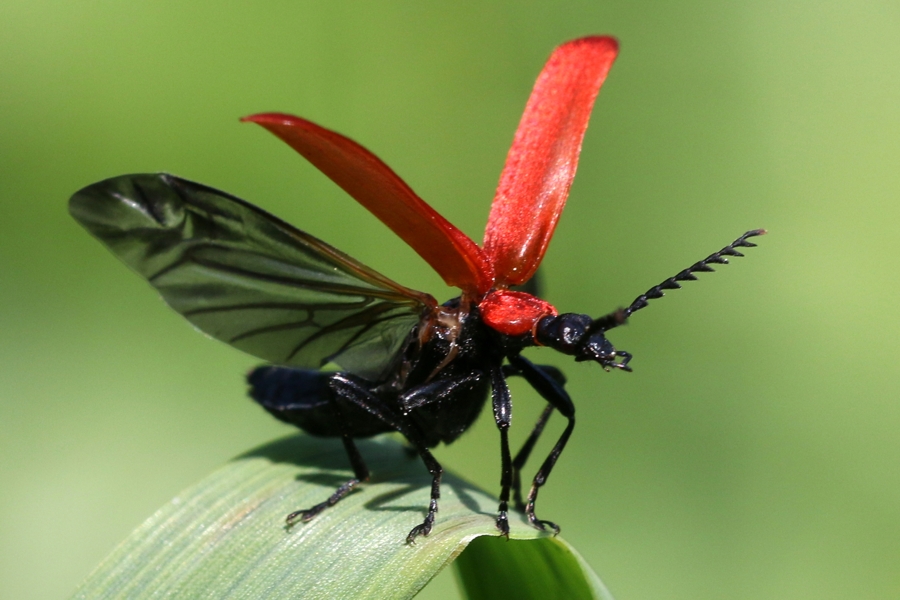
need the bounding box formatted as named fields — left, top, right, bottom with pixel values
left=72, top=434, right=611, bottom=599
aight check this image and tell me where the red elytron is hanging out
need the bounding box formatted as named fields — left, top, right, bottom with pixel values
left=70, top=36, right=763, bottom=542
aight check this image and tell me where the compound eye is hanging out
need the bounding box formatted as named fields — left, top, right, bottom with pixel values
left=556, top=313, right=591, bottom=354
left=559, top=324, right=585, bottom=351
left=536, top=313, right=591, bottom=352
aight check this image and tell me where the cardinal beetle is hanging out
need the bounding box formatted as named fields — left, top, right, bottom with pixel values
left=69, top=36, right=764, bottom=543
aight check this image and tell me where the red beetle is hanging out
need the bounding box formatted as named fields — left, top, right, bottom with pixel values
left=70, top=36, right=763, bottom=542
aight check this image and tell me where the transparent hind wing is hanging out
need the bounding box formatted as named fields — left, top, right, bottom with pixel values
left=70, top=173, right=435, bottom=380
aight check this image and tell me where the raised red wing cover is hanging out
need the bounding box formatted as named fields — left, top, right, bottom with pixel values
left=483, top=36, right=619, bottom=286
left=243, top=113, right=493, bottom=295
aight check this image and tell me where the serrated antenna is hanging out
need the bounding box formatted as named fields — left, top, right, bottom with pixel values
left=623, top=229, right=766, bottom=318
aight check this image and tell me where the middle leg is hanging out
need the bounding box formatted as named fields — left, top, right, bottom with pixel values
left=329, top=373, right=447, bottom=544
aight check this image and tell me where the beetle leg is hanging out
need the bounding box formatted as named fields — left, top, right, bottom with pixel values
left=403, top=444, right=443, bottom=544
left=328, top=373, right=447, bottom=544
left=396, top=373, right=490, bottom=541
left=398, top=371, right=485, bottom=412
left=501, top=363, right=567, bottom=511
left=286, top=434, right=370, bottom=524
left=247, top=366, right=378, bottom=526
left=489, top=367, right=514, bottom=536
left=510, top=404, right=554, bottom=512
left=283, top=372, right=405, bottom=526
left=507, top=354, right=576, bottom=534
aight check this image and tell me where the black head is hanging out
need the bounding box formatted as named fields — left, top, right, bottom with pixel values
left=534, top=312, right=632, bottom=371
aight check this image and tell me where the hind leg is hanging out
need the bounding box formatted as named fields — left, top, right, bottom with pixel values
left=286, top=434, right=370, bottom=524
left=248, top=367, right=389, bottom=525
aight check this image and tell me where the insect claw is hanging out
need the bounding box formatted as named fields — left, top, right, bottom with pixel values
left=406, top=513, right=435, bottom=544
left=285, top=504, right=324, bottom=528
left=525, top=499, right=561, bottom=535
left=527, top=514, right=561, bottom=535
left=496, top=512, right=511, bottom=538
left=543, top=520, right=561, bottom=536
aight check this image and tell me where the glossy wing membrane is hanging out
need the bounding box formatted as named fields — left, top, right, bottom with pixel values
left=69, top=174, right=436, bottom=380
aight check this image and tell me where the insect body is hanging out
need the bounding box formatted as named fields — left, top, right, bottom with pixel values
left=69, top=37, right=764, bottom=542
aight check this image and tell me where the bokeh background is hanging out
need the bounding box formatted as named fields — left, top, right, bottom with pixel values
left=2, top=1, right=899, bottom=599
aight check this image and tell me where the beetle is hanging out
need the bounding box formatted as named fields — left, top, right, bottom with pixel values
left=69, top=36, right=763, bottom=543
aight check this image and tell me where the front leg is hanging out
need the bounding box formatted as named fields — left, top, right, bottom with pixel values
left=507, top=354, right=576, bottom=534
left=510, top=404, right=553, bottom=511
left=502, top=363, right=566, bottom=510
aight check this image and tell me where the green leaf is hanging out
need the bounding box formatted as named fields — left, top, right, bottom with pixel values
left=455, top=537, right=614, bottom=600
left=72, top=434, right=612, bottom=599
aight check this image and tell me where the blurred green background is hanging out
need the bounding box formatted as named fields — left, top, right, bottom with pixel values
left=2, top=1, right=899, bottom=598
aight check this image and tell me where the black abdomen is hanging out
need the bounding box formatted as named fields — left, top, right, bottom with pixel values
left=248, top=366, right=392, bottom=438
